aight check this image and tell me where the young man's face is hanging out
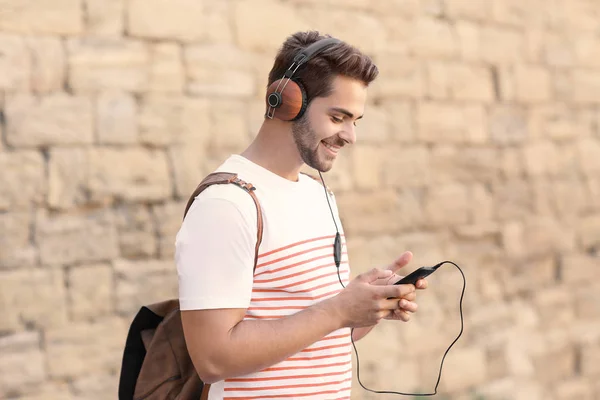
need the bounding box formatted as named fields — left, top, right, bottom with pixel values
left=292, top=75, right=367, bottom=172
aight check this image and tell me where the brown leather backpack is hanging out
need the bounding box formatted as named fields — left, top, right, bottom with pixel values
left=118, top=172, right=264, bottom=400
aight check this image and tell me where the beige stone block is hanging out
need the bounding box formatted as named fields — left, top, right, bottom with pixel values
left=409, top=18, right=457, bottom=58
left=128, top=0, right=204, bottom=42
left=0, top=0, right=82, bottom=35
left=575, top=284, right=600, bottom=320
left=48, top=148, right=88, bottom=210
left=352, top=145, right=384, bottom=190
left=558, top=0, right=600, bottom=32
left=481, top=26, right=526, bottom=64
left=471, top=184, right=494, bottom=222
left=383, top=101, right=414, bottom=143
left=561, top=254, right=600, bottom=285
left=185, top=44, right=256, bottom=98
left=542, top=31, right=575, bottom=67
left=352, top=105, right=389, bottom=143
left=455, top=21, right=481, bottom=61
left=96, top=91, right=138, bottom=145
left=335, top=190, right=407, bottom=235
left=0, top=151, right=45, bottom=211
left=168, top=145, right=211, bottom=200
left=573, top=70, right=600, bottom=104
left=577, top=138, right=600, bottom=176
left=431, top=146, right=499, bottom=182
left=0, top=34, right=30, bottom=90
left=381, top=145, right=431, bottom=187
left=525, top=217, right=576, bottom=256
left=426, top=61, right=494, bottom=101
left=492, top=179, right=532, bottom=220
left=69, top=264, right=113, bottom=321
left=0, top=213, right=37, bottom=270
left=502, top=220, right=525, bottom=257
left=439, top=347, right=487, bottom=392
left=13, top=382, right=73, bottom=400
left=530, top=178, right=555, bottom=217
left=0, top=268, right=67, bottom=330
left=114, top=205, right=157, bottom=258
left=71, top=373, right=118, bottom=400
left=5, top=94, right=93, bottom=147
left=368, top=0, right=419, bottom=16
left=504, top=64, right=552, bottom=103
left=445, top=0, right=489, bottom=20
left=574, top=33, right=600, bottom=68
left=153, top=201, right=186, bottom=259
left=203, top=1, right=235, bottom=44
left=579, top=213, right=600, bottom=249
left=46, top=317, right=127, bottom=378
left=380, top=16, right=412, bottom=55
left=84, top=0, right=124, bottom=37
left=88, top=148, right=171, bottom=203
left=581, top=343, right=600, bottom=376
left=234, top=0, right=309, bottom=52
left=532, top=345, right=576, bottom=384
left=534, top=285, right=576, bottom=328
left=36, top=209, right=119, bottom=267
left=68, top=38, right=149, bottom=92
left=210, top=99, right=250, bottom=149
left=529, top=104, right=595, bottom=141
left=555, top=378, right=595, bottom=400
left=423, top=183, right=470, bottom=226
left=523, top=141, right=560, bottom=177
left=489, top=105, right=529, bottom=144
left=149, top=43, right=184, bottom=93
left=491, top=0, right=544, bottom=27
left=550, top=178, right=590, bottom=218
left=371, top=55, right=423, bottom=99
left=138, top=96, right=210, bottom=147
left=300, top=9, right=386, bottom=54
left=0, top=332, right=45, bottom=396
left=418, top=103, right=487, bottom=144
left=115, top=260, right=178, bottom=316
left=500, top=147, right=526, bottom=178
left=24, top=36, right=65, bottom=93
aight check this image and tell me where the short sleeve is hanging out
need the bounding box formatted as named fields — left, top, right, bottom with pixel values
left=175, top=187, right=258, bottom=311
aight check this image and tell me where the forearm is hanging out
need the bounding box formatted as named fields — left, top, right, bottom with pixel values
left=200, top=299, right=343, bottom=383
left=352, top=325, right=376, bottom=341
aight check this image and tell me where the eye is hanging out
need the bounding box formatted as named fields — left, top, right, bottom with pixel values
left=331, top=116, right=343, bottom=124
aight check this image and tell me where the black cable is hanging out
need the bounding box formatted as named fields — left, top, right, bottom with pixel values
left=318, top=171, right=467, bottom=396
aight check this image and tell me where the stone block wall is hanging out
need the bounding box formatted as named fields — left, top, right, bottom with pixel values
left=0, top=0, right=599, bottom=399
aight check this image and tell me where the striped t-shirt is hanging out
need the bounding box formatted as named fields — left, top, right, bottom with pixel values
left=176, top=155, right=352, bottom=399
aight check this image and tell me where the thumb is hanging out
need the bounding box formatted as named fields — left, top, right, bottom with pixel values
left=384, top=251, right=413, bottom=274
left=359, top=268, right=393, bottom=283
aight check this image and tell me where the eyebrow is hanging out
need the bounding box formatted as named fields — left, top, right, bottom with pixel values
left=329, top=107, right=363, bottom=120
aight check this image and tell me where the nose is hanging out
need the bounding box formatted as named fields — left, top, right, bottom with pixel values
left=339, top=123, right=356, bottom=145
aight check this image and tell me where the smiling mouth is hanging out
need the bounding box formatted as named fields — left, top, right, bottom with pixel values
left=322, top=141, right=341, bottom=155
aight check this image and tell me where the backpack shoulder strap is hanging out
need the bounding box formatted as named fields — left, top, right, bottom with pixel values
left=183, top=172, right=263, bottom=270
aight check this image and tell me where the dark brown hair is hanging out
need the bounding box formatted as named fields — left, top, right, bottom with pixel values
left=267, top=31, right=379, bottom=105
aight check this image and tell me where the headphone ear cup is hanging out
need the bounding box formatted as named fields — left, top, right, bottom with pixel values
left=266, top=78, right=306, bottom=121
left=291, top=79, right=308, bottom=121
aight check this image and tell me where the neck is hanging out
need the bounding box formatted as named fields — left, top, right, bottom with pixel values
left=241, top=119, right=305, bottom=181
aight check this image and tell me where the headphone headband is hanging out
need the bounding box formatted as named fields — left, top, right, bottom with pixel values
left=267, top=37, right=342, bottom=120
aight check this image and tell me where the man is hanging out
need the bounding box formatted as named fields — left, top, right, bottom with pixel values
left=175, top=31, right=428, bottom=399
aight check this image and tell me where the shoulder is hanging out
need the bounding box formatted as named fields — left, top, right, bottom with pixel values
left=300, top=172, right=334, bottom=196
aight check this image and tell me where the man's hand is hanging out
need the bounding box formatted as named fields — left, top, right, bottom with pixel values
left=372, top=251, right=428, bottom=322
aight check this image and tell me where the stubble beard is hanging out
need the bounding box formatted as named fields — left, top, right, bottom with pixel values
left=291, top=113, right=334, bottom=172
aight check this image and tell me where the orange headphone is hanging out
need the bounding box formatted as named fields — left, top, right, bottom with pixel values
left=265, top=37, right=341, bottom=121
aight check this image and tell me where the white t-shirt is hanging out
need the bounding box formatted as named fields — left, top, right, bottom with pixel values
left=175, top=155, right=352, bottom=399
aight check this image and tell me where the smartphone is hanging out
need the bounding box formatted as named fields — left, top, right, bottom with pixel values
left=393, top=266, right=437, bottom=286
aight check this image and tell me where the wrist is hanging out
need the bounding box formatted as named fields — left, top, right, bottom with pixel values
left=317, top=296, right=346, bottom=331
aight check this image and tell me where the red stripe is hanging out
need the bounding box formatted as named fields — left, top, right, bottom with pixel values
left=263, top=360, right=349, bottom=372
left=257, top=234, right=344, bottom=259
left=226, top=367, right=352, bottom=382
left=224, top=376, right=352, bottom=391
left=256, top=244, right=334, bottom=270
left=252, top=272, right=348, bottom=294
left=224, top=386, right=351, bottom=399
left=253, top=269, right=349, bottom=292
left=302, top=342, right=349, bottom=353
left=250, top=288, right=344, bottom=303
left=287, top=350, right=352, bottom=362
left=254, top=259, right=348, bottom=283
left=255, top=252, right=348, bottom=279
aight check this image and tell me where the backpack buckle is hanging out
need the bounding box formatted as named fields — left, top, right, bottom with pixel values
left=231, top=177, right=255, bottom=192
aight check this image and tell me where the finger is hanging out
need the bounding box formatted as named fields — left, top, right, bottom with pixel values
left=416, top=278, right=428, bottom=289
left=359, top=268, right=393, bottom=283
left=384, top=251, right=413, bottom=274
left=380, top=283, right=415, bottom=299
left=398, top=299, right=418, bottom=313
left=392, top=309, right=411, bottom=322
left=401, top=291, right=416, bottom=302
left=378, top=298, right=405, bottom=311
